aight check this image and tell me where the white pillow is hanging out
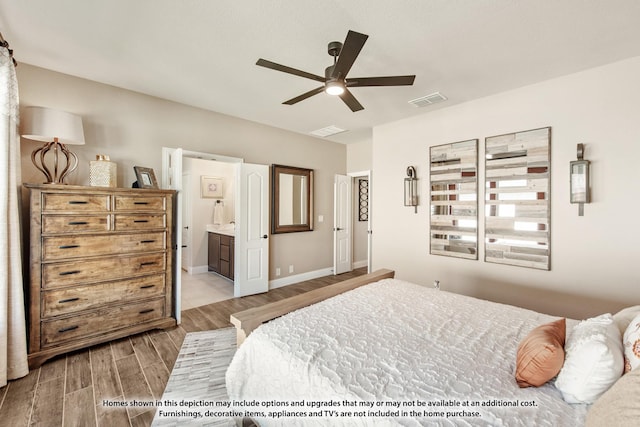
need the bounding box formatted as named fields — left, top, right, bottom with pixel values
left=555, top=313, right=624, bottom=404
left=623, top=313, right=640, bottom=373
left=613, top=305, right=640, bottom=337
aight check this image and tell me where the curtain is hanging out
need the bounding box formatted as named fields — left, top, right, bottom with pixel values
left=0, top=43, right=28, bottom=387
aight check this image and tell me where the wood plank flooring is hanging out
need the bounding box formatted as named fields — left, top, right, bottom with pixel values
left=0, top=268, right=366, bottom=427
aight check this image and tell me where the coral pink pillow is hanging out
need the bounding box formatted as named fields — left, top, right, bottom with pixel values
left=516, top=318, right=566, bottom=387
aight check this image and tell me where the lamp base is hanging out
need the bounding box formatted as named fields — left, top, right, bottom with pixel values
left=31, top=140, right=79, bottom=184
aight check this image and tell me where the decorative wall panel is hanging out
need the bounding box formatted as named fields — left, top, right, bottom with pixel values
left=484, top=127, right=551, bottom=270
left=430, top=139, right=478, bottom=259
left=358, top=178, right=368, bottom=221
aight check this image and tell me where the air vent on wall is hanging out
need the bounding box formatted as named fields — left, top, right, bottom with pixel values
left=309, top=125, right=347, bottom=137
left=408, top=92, right=448, bottom=108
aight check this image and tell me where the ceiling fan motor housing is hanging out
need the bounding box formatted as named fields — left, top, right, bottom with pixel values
left=327, top=41, right=342, bottom=58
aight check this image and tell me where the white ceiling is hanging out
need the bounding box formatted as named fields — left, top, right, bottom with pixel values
left=2, top=0, right=640, bottom=144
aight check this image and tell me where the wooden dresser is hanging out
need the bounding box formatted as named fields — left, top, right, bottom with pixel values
left=25, top=184, right=176, bottom=368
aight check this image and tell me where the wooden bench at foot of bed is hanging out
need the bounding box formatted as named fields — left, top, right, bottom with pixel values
left=230, top=268, right=395, bottom=346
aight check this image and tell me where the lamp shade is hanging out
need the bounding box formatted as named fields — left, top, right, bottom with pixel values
left=21, top=106, right=85, bottom=145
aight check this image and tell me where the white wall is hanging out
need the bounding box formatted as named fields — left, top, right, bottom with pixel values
left=372, top=56, right=640, bottom=319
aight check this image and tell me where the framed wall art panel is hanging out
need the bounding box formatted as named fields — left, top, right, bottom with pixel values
left=484, top=127, right=551, bottom=270
left=429, top=139, right=478, bottom=260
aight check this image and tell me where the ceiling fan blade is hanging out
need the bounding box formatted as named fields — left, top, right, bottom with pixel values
left=283, top=86, right=325, bottom=105
left=256, top=59, right=325, bottom=82
left=331, top=30, right=368, bottom=79
left=347, top=75, right=416, bottom=87
left=339, top=88, right=364, bottom=112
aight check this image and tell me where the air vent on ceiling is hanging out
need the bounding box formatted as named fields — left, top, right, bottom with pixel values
left=408, top=92, right=448, bottom=108
left=309, top=125, right=347, bottom=138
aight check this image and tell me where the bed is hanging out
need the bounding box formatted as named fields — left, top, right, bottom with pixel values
left=225, top=270, right=632, bottom=426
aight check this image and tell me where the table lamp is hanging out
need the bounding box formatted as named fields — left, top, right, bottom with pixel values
left=21, top=106, right=85, bottom=184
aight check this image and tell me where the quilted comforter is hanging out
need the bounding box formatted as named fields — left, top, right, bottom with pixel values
left=226, top=278, right=588, bottom=426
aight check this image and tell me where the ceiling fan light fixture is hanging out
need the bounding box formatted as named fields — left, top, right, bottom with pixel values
left=325, top=80, right=345, bottom=96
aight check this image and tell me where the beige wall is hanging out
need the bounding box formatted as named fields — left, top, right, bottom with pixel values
left=17, top=64, right=346, bottom=281
left=372, top=56, right=640, bottom=320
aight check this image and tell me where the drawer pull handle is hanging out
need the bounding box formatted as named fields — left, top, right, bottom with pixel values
left=68, top=201, right=88, bottom=205
left=140, top=262, right=156, bottom=266
left=59, top=270, right=81, bottom=276
left=134, top=201, right=149, bottom=205
left=139, top=309, right=154, bottom=314
left=58, top=297, right=80, bottom=303
left=133, top=220, right=149, bottom=223
left=140, top=240, right=156, bottom=244
left=58, top=325, right=79, bottom=333
left=59, top=245, right=80, bottom=249
left=68, top=221, right=88, bottom=225
left=140, top=284, right=155, bottom=289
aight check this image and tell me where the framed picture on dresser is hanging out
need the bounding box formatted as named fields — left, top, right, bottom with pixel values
left=134, top=166, right=159, bottom=189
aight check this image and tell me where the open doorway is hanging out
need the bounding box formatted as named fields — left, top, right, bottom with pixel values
left=333, top=171, right=372, bottom=275
left=162, top=148, right=270, bottom=322
left=180, top=157, right=237, bottom=310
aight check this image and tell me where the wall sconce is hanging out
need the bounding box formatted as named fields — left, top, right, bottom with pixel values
left=20, top=106, right=85, bottom=184
left=570, top=143, right=590, bottom=216
left=404, top=166, right=418, bottom=213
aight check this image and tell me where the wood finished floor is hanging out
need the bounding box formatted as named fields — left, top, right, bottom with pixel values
left=0, top=268, right=366, bottom=427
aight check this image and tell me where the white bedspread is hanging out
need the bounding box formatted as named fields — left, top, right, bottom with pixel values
left=226, top=278, right=588, bottom=426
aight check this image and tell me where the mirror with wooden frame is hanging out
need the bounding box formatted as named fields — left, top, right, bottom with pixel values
left=271, top=164, right=314, bottom=234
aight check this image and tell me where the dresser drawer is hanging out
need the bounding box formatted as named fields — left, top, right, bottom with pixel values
left=42, top=274, right=165, bottom=317
left=42, top=253, right=166, bottom=288
left=42, top=232, right=166, bottom=260
left=114, top=196, right=166, bottom=211
left=113, top=214, right=166, bottom=231
left=43, top=193, right=109, bottom=212
left=42, top=214, right=110, bottom=234
left=41, top=298, right=165, bottom=347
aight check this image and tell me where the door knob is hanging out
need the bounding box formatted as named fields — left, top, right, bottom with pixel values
left=262, top=235, right=268, bottom=239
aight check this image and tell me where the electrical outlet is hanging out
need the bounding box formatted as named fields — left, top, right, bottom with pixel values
left=275, top=267, right=281, bottom=276
left=289, top=265, right=294, bottom=273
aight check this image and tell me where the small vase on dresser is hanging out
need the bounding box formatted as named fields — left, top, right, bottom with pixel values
left=25, top=183, right=176, bottom=369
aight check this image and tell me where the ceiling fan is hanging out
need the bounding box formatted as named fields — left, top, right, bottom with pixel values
left=256, top=30, right=416, bottom=112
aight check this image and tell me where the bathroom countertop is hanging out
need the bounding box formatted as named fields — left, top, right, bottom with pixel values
left=206, top=224, right=235, bottom=236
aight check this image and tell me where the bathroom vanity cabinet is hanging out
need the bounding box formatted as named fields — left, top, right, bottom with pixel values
left=208, top=231, right=234, bottom=280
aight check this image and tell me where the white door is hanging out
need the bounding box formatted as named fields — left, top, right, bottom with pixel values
left=162, top=147, right=183, bottom=323
left=334, top=174, right=352, bottom=274
left=180, top=173, right=191, bottom=272
left=234, top=162, right=270, bottom=297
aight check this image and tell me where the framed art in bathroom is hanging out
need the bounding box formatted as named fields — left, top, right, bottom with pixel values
left=201, top=176, right=223, bottom=198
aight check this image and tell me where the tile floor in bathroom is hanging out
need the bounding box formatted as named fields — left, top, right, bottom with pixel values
left=180, top=270, right=235, bottom=310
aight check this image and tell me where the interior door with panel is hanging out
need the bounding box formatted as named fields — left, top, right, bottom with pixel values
left=234, top=163, right=270, bottom=297
left=334, top=174, right=352, bottom=274
left=162, top=147, right=183, bottom=322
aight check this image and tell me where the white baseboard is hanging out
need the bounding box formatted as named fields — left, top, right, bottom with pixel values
left=353, top=260, right=368, bottom=269
left=189, top=265, right=209, bottom=275
left=269, top=267, right=334, bottom=289
left=186, top=262, right=368, bottom=288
